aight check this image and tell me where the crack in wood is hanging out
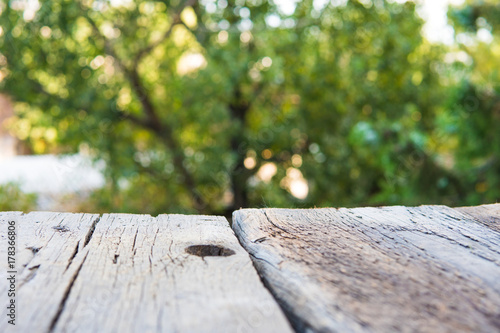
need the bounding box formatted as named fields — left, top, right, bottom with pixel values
left=131, top=228, right=139, bottom=251
left=64, top=241, right=79, bottom=272
left=18, top=265, right=41, bottom=289
left=27, top=246, right=41, bottom=254
left=22, top=245, right=42, bottom=270
left=83, top=216, right=100, bottom=248
left=49, top=252, right=89, bottom=332
left=263, top=210, right=297, bottom=239
left=253, top=236, right=267, bottom=243
left=249, top=253, right=281, bottom=268
left=234, top=206, right=500, bottom=332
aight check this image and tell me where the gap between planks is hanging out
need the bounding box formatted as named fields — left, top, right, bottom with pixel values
left=2, top=204, right=500, bottom=333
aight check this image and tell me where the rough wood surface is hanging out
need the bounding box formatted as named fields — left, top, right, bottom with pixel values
left=456, top=203, right=500, bottom=233
left=1, top=213, right=291, bottom=333
left=0, top=212, right=100, bottom=332
left=233, top=205, right=500, bottom=333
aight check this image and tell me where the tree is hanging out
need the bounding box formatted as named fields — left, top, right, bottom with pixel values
left=0, top=0, right=470, bottom=215
left=0, top=182, right=37, bottom=211
left=445, top=0, right=500, bottom=204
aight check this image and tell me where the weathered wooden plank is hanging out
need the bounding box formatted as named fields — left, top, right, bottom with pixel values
left=50, top=214, right=292, bottom=332
left=456, top=203, right=500, bottom=233
left=0, top=212, right=100, bottom=332
left=232, top=206, right=500, bottom=332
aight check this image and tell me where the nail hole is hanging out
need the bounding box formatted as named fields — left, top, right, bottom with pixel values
left=185, top=245, right=235, bottom=257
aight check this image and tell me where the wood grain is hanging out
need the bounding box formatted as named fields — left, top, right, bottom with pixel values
left=0, top=212, right=100, bottom=332
left=233, top=206, right=500, bottom=333
left=456, top=203, right=500, bottom=233
left=49, top=214, right=291, bottom=332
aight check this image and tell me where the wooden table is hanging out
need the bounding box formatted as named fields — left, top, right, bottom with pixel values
left=1, top=204, right=499, bottom=332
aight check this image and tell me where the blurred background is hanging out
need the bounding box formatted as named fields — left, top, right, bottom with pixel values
left=0, top=0, right=498, bottom=216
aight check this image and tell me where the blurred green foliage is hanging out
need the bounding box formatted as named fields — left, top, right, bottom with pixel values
left=445, top=0, right=500, bottom=205
left=0, top=182, right=37, bottom=211
left=0, top=0, right=498, bottom=215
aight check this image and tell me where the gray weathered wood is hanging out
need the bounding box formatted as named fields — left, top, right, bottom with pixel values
left=1, top=212, right=292, bottom=332
left=456, top=203, right=500, bottom=233
left=0, top=212, right=100, bottom=332
left=232, top=205, right=500, bottom=332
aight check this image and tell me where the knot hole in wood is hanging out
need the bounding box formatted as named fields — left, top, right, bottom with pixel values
left=185, top=245, right=235, bottom=257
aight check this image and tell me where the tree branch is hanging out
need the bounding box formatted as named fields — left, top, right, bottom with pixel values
left=79, top=1, right=207, bottom=211
left=133, top=0, right=198, bottom=67
left=116, top=111, right=150, bottom=129
left=132, top=21, right=180, bottom=67
left=82, top=10, right=130, bottom=74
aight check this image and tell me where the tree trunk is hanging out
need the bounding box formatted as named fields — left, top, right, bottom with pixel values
left=227, top=88, right=251, bottom=215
